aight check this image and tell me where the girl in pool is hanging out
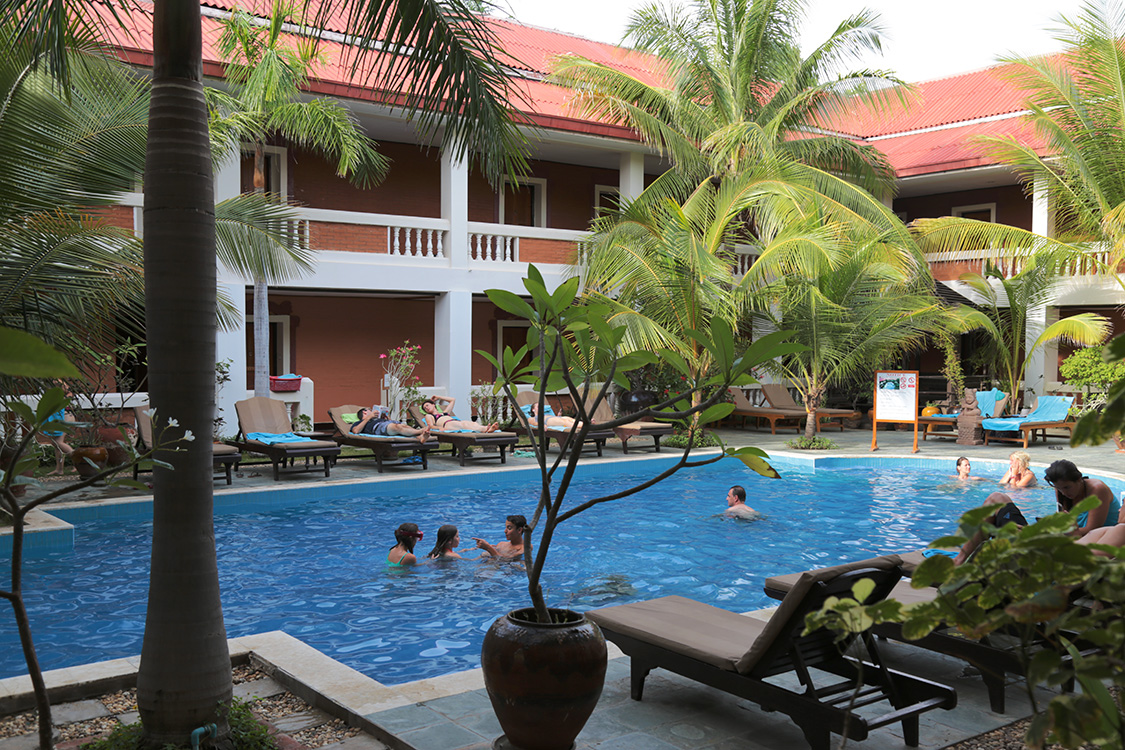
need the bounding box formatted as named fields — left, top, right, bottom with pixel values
left=388, top=522, right=423, bottom=566
left=420, top=396, right=499, bottom=432
left=999, top=450, right=1037, bottom=488
left=953, top=456, right=986, bottom=481
left=1045, top=459, right=1120, bottom=539
left=426, top=524, right=463, bottom=560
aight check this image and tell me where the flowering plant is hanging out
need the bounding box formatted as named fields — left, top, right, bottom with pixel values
left=382, top=341, right=423, bottom=420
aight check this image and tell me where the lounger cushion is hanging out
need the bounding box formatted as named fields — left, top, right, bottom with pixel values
left=243, top=438, right=339, bottom=450
left=587, top=596, right=765, bottom=672
left=213, top=443, right=240, bottom=456
left=765, top=568, right=937, bottom=608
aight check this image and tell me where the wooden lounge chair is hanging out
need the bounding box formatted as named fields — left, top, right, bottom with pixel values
left=764, top=557, right=1093, bottom=714
left=227, top=397, right=341, bottom=481
left=407, top=404, right=518, bottom=466
left=917, top=388, right=1007, bottom=441
left=726, top=388, right=803, bottom=434
left=133, top=406, right=241, bottom=485
left=580, top=393, right=673, bottom=454
left=587, top=555, right=956, bottom=750
left=982, top=395, right=1075, bottom=449
left=760, top=383, right=856, bottom=432
left=511, top=391, right=611, bottom=457
left=327, top=405, right=439, bottom=472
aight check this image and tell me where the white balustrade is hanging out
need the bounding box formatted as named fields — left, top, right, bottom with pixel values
left=470, top=233, right=520, bottom=262
left=388, top=226, right=445, bottom=259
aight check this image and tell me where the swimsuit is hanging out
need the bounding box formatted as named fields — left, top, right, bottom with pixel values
left=431, top=410, right=458, bottom=428
left=1061, top=479, right=1121, bottom=529
left=43, top=408, right=66, bottom=438
left=387, top=550, right=410, bottom=567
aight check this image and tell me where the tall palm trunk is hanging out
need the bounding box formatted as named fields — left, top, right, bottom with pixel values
left=136, top=0, right=232, bottom=743
left=253, top=142, right=270, bottom=397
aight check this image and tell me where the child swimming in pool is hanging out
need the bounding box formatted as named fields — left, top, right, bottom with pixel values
left=426, top=524, right=462, bottom=560
left=473, top=515, right=527, bottom=560
left=952, top=456, right=986, bottom=481
left=388, top=522, right=423, bottom=566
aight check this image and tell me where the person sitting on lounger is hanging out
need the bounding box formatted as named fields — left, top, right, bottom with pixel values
left=999, top=450, right=1037, bottom=488
left=953, top=456, right=986, bottom=481
left=473, top=515, right=527, bottom=560
left=953, top=492, right=1028, bottom=565
left=1077, top=517, right=1125, bottom=555
left=426, top=524, right=462, bottom=560
left=388, top=522, right=423, bottom=567
left=724, top=485, right=762, bottom=520
left=353, top=407, right=431, bottom=444
left=1045, top=459, right=1120, bottom=539
left=526, top=402, right=582, bottom=430
left=421, top=396, right=498, bottom=432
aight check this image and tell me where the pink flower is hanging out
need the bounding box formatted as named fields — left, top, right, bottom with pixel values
left=380, top=354, right=387, bottom=359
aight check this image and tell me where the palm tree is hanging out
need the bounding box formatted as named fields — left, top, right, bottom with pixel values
left=552, top=0, right=907, bottom=209
left=0, top=0, right=526, bottom=746
left=748, top=221, right=945, bottom=437
left=209, top=0, right=386, bottom=396
left=948, top=253, right=1110, bottom=409
left=913, top=1, right=1125, bottom=295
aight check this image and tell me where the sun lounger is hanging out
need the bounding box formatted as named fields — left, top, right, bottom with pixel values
left=511, top=391, right=611, bottom=456
left=760, top=383, right=856, bottom=432
left=982, top=395, right=1074, bottom=449
left=763, top=557, right=1092, bottom=713
left=226, top=397, right=341, bottom=481
left=406, top=404, right=518, bottom=466
left=327, top=405, right=438, bottom=472
left=133, top=406, right=241, bottom=485
left=726, top=388, right=803, bottom=434
left=579, top=393, right=673, bottom=454
left=588, top=555, right=955, bottom=750
left=918, top=388, right=1007, bottom=441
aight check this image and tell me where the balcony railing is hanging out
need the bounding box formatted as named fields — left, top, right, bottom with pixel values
left=926, top=247, right=1122, bottom=277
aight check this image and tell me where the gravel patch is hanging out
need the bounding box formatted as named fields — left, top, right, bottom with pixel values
left=291, top=718, right=361, bottom=749
left=249, top=692, right=313, bottom=720
left=100, top=689, right=136, bottom=715
left=233, top=664, right=267, bottom=684
left=56, top=715, right=120, bottom=742
left=0, top=709, right=36, bottom=739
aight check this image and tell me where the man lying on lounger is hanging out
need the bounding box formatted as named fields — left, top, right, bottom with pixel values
left=352, top=407, right=431, bottom=444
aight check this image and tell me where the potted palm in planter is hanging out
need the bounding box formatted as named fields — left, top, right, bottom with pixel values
left=476, top=268, right=796, bottom=750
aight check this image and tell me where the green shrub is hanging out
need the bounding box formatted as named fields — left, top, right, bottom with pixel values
left=784, top=436, right=837, bottom=450
left=663, top=430, right=721, bottom=449
left=81, top=699, right=277, bottom=750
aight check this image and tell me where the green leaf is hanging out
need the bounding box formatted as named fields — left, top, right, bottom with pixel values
left=708, top=318, right=735, bottom=370
left=912, top=555, right=954, bottom=587
left=35, top=388, right=70, bottom=423
left=1104, top=332, right=1125, bottom=361
left=851, top=577, right=875, bottom=604
left=486, top=289, right=536, bottom=321
left=699, top=402, right=734, bottom=424
left=549, top=276, right=580, bottom=312
left=0, top=327, right=80, bottom=378
left=726, top=449, right=780, bottom=478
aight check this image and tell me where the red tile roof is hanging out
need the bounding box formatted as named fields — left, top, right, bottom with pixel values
left=104, top=2, right=1048, bottom=178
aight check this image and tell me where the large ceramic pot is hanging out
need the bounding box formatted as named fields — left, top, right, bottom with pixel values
left=96, top=427, right=131, bottom=467
left=71, top=445, right=108, bottom=478
left=481, top=608, right=607, bottom=750
left=921, top=405, right=941, bottom=417
left=617, top=389, right=657, bottom=415
left=0, top=446, right=34, bottom=498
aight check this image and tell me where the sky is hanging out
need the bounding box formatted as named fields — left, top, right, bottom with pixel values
left=498, top=0, right=1088, bottom=82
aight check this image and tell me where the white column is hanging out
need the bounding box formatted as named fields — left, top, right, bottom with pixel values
left=619, top=151, right=645, bottom=202
left=214, top=153, right=248, bottom=438
left=1032, top=175, right=1055, bottom=237
left=434, top=291, right=473, bottom=416
left=442, top=149, right=470, bottom=269
left=1025, top=175, right=1056, bottom=408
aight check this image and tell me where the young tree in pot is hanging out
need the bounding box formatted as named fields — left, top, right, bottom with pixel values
left=475, top=267, right=798, bottom=750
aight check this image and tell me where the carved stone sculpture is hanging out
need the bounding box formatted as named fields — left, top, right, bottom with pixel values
left=957, top=388, right=984, bottom=445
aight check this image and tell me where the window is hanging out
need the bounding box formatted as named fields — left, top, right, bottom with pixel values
left=500, top=177, right=546, bottom=227
left=241, top=145, right=288, bottom=197
left=245, top=314, right=291, bottom=388
left=594, top=185, right=620, bottom=219
left=952, top=203, right=996, bottom=222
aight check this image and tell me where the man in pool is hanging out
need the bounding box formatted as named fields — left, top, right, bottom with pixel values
left=724, top=485, right=762, bottom=520
left=473, top=514, right=527, bottom=560
left=352, top=406, right=431, bottom=444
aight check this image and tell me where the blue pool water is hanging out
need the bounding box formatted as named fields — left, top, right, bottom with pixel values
left=0, top=457, right=1075, bottom=685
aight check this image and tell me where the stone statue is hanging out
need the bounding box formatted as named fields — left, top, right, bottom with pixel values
left=957, top=388, right=984, bottom=445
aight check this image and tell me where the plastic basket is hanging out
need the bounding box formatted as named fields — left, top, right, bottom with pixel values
left=269, top=376, right=301, bottom=392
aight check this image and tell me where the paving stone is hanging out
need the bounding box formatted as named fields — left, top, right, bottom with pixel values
left=574, top=709, right=635, bottom=744
left=365, top=703, right=444, bottom=732
left=0, top=734, right=39, bottom=750
left=118, top=711, right=139, bottom=725
left=397, top=721, right=483, bottom=750
left=594, top=731, right=681, bottom=750
left=318, top=733, right=390, bottom=750
left=234, top=676, right=286, bottom=701
left=51, top=700, right=109, bottom=725
left=423, top=690, right=492, bottom=720
left=452, top=708, right=502, bottom=740
left=270, top=707, right=332, bottom=734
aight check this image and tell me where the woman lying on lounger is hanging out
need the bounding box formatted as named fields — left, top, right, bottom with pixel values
left=524, top=402, right=583, bottom=430
left=420, top=396, right=499, bottom=432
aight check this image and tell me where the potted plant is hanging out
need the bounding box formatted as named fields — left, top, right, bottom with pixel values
left=475, top=268, right=797, bottom=750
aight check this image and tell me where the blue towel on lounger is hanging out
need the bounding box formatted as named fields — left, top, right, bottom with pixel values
left=981, top=395, right=1072, bottom=432
left=246, top=432, right=316, bottom=445
left=931, top=389, right=1006, bottom=420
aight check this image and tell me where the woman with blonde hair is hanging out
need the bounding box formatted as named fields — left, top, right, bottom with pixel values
left=999, top=450, right=1037, bottom=488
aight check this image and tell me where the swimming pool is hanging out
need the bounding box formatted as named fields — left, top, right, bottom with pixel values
left=0, top=456, right=1095, bottom=685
